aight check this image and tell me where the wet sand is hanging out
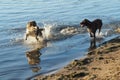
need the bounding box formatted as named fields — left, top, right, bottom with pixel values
left=35, top=30, right=120, bottom=80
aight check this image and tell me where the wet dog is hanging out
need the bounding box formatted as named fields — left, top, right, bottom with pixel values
left=25, top=21, right=44, bottom=41
left=80, top=19, right=102, bottom=38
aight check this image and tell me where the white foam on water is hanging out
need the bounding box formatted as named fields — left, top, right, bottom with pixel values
left=96, top=32, right=105, bottom=38
left=104, top=29, right=115, bottom=36
left=43, top=24, right=54, bottom=40
left=23, top=37, right=47, bottom=49
left=60, top=27, right=79, bottom=35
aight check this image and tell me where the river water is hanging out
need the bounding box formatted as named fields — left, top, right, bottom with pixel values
left=0, top=0, right=120, bottom=80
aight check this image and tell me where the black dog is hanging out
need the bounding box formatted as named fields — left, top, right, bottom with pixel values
left=80, top=19, right=102, bottom=38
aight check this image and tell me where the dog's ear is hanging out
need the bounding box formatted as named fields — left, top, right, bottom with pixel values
left=30, top=21, right=37, bottom=26
left=80, top=19, right=88, bottom=25
left=84, top=19, right=91, bottom=24
left=84, top=19, right=89, bottom=22
left=28, top=21, right=37, bottom=26
left=32, top=21, right=37, bottom=26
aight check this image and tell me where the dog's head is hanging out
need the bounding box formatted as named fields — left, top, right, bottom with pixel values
left=26, top=21, right=39, bottom=32
left=27, top=21, right=37, bottom=28
left=80, top=19, right=90, bottom=27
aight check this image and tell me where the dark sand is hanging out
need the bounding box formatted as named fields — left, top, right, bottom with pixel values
left=35, top=29, right=120, bottom=80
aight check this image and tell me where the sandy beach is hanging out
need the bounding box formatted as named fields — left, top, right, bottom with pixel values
left=35, top=29, right=120, bottom=80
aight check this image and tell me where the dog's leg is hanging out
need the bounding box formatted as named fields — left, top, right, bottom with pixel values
left=89, top=38, right=96, bottom=51
left=38, top=28, right=44, bottom=38
left=93, top=32, right=96, bottom=39
left=91, top=38, right=96, bottom=48
left=90, top=32, right=94, bottom=37
left=35, top=30, right=39, bottom=41
left=39, top=32, right=43, bottom=38
left=36, top=37, right=39, bottom=41
left=87, top=28, right=93, bottom=37
left=90, top=33, right=92, bottom=37
left=25, top=34, right=29, bottom=40
left=35, top=36, right=39, bottom=41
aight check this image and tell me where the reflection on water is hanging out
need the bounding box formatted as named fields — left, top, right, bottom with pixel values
left=88, top=38, right=96, bottom=51
left=26, top=49, right=42, bottom=73
left=88, top=37, right=104, bottom=51
left=25, top=39, right=47, bottom=73
left=30, top=65, right=41, bottom=73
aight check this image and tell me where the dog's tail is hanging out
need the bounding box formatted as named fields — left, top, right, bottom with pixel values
left=98, top=22, right=102, bottom=34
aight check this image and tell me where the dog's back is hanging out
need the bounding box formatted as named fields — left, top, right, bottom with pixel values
left=92, top=19, right=102, bottom=33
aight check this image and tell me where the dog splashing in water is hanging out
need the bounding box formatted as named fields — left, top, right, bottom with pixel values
left=25, top=21, right=44, bottom=41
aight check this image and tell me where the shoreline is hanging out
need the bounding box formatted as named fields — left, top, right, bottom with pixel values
left=34, top=35, right=120, bottom=80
